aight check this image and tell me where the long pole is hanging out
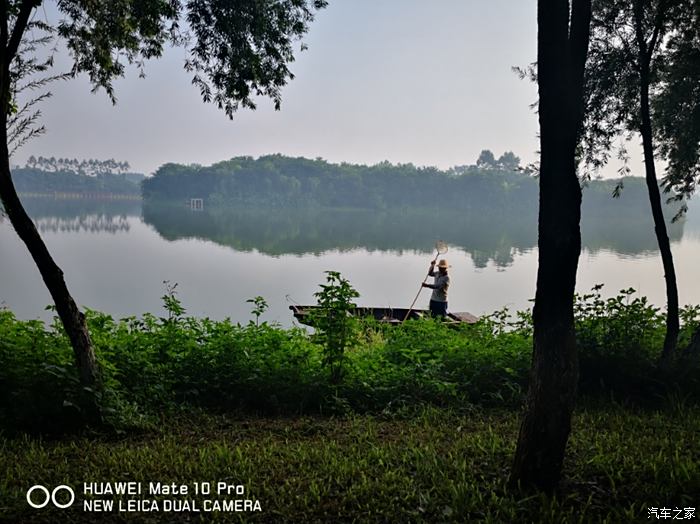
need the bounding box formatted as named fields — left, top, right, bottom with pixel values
left=403, top=250, right=441, bottom=321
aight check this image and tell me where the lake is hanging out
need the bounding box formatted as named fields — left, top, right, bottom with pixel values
left=2, top=198, right=700, bottom=326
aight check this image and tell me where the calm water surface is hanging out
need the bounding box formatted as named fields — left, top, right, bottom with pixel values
left=2, top=199, right=699, bottom=326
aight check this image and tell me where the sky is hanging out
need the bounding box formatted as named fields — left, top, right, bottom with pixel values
left=11, top=0, right=547, bottom=175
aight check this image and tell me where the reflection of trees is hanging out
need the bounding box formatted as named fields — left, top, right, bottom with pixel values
left=143, top=204, right=536, bottom=266
left=19, top=196, right=141, bottom=218
left=9, top=196, right=686, bottom=259
left=18, top=197, right=140, bottom=234
left=33, top=214, right=131, bottom=234
left=142, top=202, right=686, bottom=266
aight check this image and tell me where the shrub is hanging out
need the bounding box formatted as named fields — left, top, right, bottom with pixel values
left=311, top=271, right=360, bottom=385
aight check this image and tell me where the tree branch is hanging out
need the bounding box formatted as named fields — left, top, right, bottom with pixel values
left=632, top=0, right=650, bottom=68
left=647, top=0, right=671, bottom=62
left=570, top=0, right=593, bottom=80
left=620, top=30, right=641, bottom=72
left=5, top=0, right=38, bottom=63
left=647, top=24, right=661, bottom=58
left=1, top=1, right=8, bottom=51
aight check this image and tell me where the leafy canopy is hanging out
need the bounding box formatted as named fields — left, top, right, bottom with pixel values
left=654, top=4, right=700, bottom=201
left=582, top=0, right=700, bottom=209
left=5, top=0, right=326, bottom=117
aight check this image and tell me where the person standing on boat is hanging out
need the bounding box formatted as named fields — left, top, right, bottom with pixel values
left=422, top=259, right=450, bottom=317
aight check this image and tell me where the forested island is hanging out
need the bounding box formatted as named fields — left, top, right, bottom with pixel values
left=15, top=153, right=681, bottom=222
left=12, top=152, right=685, bottom=264
left=142, top=153, right=680, bottom=217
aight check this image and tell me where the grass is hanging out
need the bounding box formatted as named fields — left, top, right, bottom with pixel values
left=1, top=405, right=698, bottom=523
left=1, top=283, right=699, bottom=522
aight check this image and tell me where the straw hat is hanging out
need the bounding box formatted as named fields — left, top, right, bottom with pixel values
left=437, top=259, right=450, bottom=269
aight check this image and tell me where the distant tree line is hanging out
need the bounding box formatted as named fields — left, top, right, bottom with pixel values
left=25, top=156, right=131, bottom=176
left=13, top=157, right=145, bottom=195
left=142, top=154, right=680, bottom=217
left=143, top=154, right=533, bottom=210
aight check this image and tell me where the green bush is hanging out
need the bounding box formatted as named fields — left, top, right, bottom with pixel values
left=0, top=310, right=80, bottom=432
left=311, top=271, right=360, bottom=385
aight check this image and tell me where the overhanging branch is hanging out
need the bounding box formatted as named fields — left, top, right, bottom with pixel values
left=5, top=0, right=38, bottom=63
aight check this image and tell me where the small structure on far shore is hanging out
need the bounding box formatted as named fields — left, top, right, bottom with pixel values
left=187, top=198, right=204, bottom=211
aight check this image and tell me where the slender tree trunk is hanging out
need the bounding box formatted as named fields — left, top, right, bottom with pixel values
left=0, top=47, right=101, bottom=398
left=638, top=75, right=680, bottom=368
left=633, top=3, right=680, bottom=369
left=0, top=147, right=101, bottom=391
left=510, top=0, right=591, bottom=492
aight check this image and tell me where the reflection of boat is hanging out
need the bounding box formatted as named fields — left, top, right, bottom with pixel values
left=289, top=305, right=479, bottom=326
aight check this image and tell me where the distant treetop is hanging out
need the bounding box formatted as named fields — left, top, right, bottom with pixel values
left=24, top=156, right=133, bottom=177
left=475, top=150, right=521, bottom=171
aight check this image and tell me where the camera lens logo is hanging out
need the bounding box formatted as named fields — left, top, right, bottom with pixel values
left=26, top=485, right=75, bottom=509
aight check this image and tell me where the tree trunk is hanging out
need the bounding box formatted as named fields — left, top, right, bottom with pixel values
left=0, top=69, right=101, bottom=398
left=634, top=4, right=680, bottom=369
left=509, top=0, right=591, bottom=492
left=639, top=77, right=680, bottom=368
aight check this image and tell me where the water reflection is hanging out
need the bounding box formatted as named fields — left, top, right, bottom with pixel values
left=19, top=197, right=141, bottom=235
left=9, top=197, right=688, bottom=265
left=33, top=215, right=131, bottom=234
left=3, top=196, right=697, bottom=324
left=141, top=203, right=685, bottom=267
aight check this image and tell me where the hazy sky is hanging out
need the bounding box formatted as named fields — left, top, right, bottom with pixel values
left=16, top=1, right=542, bottom=175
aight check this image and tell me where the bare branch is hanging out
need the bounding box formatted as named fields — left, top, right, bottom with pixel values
left=1, top=1, right=8, bottom=51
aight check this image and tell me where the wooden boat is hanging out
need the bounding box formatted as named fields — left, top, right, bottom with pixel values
left=289, top=305, right=479, bottom=326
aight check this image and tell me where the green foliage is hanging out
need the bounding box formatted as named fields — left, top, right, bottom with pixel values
left=12, top=167, right=143, bottom=195
left=246, top=296, right=269, bottom=327
left=12, top=155, right=145, bottom=198
left=574, top=285, right=663, bottom=396
left=571, top=285, right=700, bottom=398
left=160, top=281, right=186, bottom=320
left=312, top=271, right=360, bottom=384
left=184, top=0, right=328, bottom=115
left=679, top=304, right=700, bottom=348
left=6, top=19, right=72, bottom=155
left=1, top=286, right=699, bottom=434
left=584, top=0, right=700, bottom=214
left=24, top=156, right=132, bottom=176
left=654, top=7, right=700, bottom=204
left=476, top=148, right=497, bottom=168
left=141, top=154, right=535, bottom=209
left=374, top=316, right=531, bottom=407
left=475, top=149, right=521, bottom=170
left=0, top=309, right=79, bottom=433
left=46, top=0, right=326, bottom=114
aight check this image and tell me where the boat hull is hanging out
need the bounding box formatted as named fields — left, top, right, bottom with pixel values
left=289, top=305, right=478, bottom=326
